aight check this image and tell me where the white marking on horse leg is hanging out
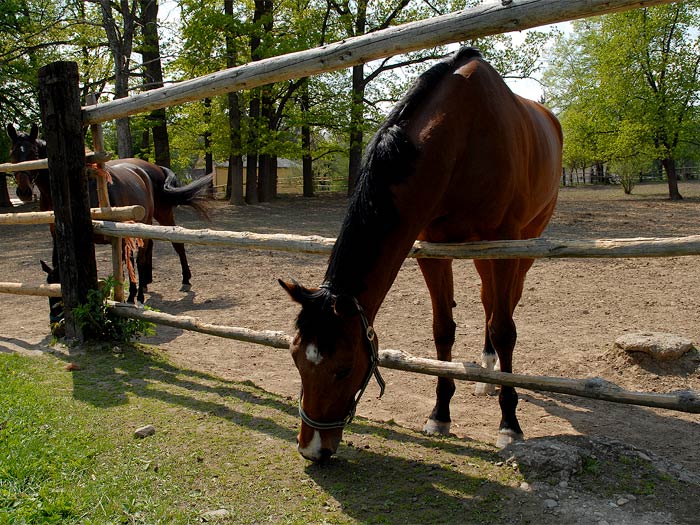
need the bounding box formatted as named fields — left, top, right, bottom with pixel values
left=305, top=343, right=323, bottom=365
left=298, top=430, right=323, bottom=461
left=474, top=352, right=499, bottom=396
left=495, top=428, right=524, bottom=449
left=423, top=418, right=451, bottom=435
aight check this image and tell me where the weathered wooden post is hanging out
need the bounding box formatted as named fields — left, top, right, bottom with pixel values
left=38, top=61, right=98, bottom=340
left=86, top=93, right=125, bottom=302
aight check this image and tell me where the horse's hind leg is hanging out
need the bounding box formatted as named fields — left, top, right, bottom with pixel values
left=172, top=242, right=192, bottom=291
left=135, top=244, right=150, bottom=305
left=474, top=266, right=499, bottom=396
left=474, top=258, right=533, bottom=448
left=418, top=258, right=457, bottom=436
left=125, top=249, right=139, bottom=304
left=141, top=239, right=154, bottom=291
left=154, top=207, right=192, bottom=291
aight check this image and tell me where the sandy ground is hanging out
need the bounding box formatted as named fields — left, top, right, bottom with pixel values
left=1, top=181, right=699, bottom=477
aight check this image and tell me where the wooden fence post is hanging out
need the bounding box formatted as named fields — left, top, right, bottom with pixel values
left=38, top=61, right=98, bottom=340
left=86, top=92, right=124, bottom=302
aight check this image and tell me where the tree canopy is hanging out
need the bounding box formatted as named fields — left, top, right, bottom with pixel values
left=543, top=2, right=700, bottom=199
left=2, top=0, right=559, bottom=198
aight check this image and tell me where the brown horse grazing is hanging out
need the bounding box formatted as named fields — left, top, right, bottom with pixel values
left=280, top=47, right=563, bottom=463
left=6, top=123, right=212, bottom=305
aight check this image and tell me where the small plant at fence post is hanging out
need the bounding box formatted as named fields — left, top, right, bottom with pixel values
left=73, top=277, right=155, bottom=343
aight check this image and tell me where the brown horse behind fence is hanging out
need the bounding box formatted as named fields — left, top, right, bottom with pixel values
left=7, top=123, right=212, bottom=305
left=280, top=47, right=563, bottom=462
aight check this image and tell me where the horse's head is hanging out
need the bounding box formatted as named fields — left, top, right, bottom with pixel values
left=279, top=279, right=385, bottom=463
left=6, top=123, right=40, bottom=202
left=40, top=259, right=64, bottom=334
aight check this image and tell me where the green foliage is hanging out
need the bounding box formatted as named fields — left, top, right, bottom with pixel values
left=543, top=3, right=700, bottom=197
left=72, top=277, right=155, bottom=343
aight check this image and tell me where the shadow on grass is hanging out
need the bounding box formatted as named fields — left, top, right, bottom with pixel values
left=301, top=431, right=523, bottom=524
left=0, top=334, right=54, bottom=353
left=41, top=343, right=532, bottom=523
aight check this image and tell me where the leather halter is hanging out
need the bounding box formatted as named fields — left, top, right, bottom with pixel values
left=298, top=291, right=386, bottom=430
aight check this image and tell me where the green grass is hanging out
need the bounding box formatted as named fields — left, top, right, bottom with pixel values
left=0, top=346, right=527, bottom=524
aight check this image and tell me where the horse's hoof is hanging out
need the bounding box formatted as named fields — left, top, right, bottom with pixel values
left=180, top=283, right=191, bottom=292
left=423, top=418, right=451, bottom=435
left=495, top=429, right=524, bottom=449
left=136, top=301, right=145, bottom=309
left=474, top=382, right=498, bottom=396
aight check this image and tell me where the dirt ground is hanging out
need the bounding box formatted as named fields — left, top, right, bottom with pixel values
left=2, top=181, right=699, bottom=482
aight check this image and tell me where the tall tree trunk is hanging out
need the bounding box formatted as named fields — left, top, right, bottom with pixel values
left=251, top=0, right=274, bottom=202
left=245, top=0, right=268, bottom=205
left=301, top=78, right=313, bottom=197
left=224, top=0, right=244, bottom=205
left=99, top=0, right=135, bottom=158
left=347, top=64, right=365, bottom=195
left=246, top=93, right=260, bottom=205
left=662, top=157, right=683, bottom=200
left=258, top=85, right=275, bottom=202
left=228, top=90, right=244, bottom=205
left=139, top=0, right=170, bottom=166
left=346, top=0, right=367, bottom=195
left=203, top=98, right=213, bottom=179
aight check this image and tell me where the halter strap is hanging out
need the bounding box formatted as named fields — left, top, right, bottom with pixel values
left=298, top=288, right=386, bottom=430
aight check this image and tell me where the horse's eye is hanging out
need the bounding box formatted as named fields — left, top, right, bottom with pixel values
left=335, top=367, right=352, bottom=380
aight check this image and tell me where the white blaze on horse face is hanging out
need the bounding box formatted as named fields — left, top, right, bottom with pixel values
left=298, top=429, right=323, bottom=460
left=305, top=343, right=323, bottom=366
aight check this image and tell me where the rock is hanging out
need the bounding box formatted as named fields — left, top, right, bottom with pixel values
left=544, top=499, right=559, bottom=509
left=615, top=332, right=694, bottom=360
left=134, top=425, right=156, bottom=438
left=202, top=509, right=230, bottom=521
left=500, top=439, right=586, bottom=480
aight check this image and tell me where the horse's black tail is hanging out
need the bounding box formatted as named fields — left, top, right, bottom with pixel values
left=160, top=167, right=213, bottom=220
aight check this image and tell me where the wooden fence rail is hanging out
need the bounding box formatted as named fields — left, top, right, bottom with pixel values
left=0, top=205, right=145, bottom=225
left=108, top=303, right=700, bottom=414
left=0, top=152, right=110, bottom=174
left=91, top=221, right=700, bottom=260
left=0, top=282, right=61, bottom=297
left=82, top=0, right=679, bottom=125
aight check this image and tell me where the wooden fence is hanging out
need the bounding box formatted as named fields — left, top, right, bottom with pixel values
left=2, top=0, right=695, bottom=414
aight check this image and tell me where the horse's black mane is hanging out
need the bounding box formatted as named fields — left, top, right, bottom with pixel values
left=322, top=47, right=482, bottom=296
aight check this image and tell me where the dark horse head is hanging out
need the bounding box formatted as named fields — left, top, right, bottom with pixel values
left=6, top=123, right=44, bottom=202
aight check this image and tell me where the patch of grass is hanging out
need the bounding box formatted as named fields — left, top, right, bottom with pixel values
left=0, top=346, right=531, bottom=523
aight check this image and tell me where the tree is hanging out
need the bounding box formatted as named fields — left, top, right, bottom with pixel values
left=544, top=4, right=700, bottom=200
left=138, top=0, right=170, bottom=167
left=0, top=0, right=73, bottom=125
left=95, top=0, right=138, bottom=158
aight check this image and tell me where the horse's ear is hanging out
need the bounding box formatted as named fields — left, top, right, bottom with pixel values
left=40, top=260, right=53, bottom=274
left=29, top=124, right=38, bottom=140
left=6, top=124, right=17, bottom=141
left=333, top=295, right=359, bottom=318
left=279, top=278, right=310, bottom=305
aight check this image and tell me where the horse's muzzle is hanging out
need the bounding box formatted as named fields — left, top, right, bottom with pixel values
left=296, top=426, right=342, bottom=463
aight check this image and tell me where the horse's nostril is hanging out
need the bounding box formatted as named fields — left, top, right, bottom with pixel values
left=319, top=448, right=334, bottom=463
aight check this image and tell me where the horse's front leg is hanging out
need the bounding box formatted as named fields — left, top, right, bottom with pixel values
left=171, top=242, right=192, bottom=292
left=418, top=258, right=456, bottom=436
